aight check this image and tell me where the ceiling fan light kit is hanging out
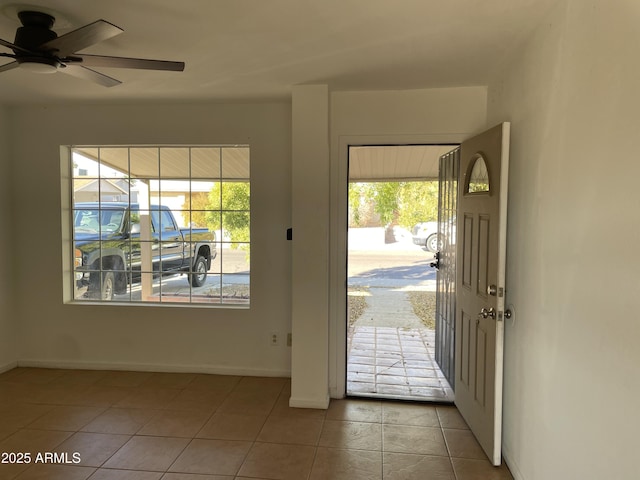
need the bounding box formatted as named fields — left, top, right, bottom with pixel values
left=0, top=9, right=185, bottom=86
left=18, top=57, right=57, bottom=73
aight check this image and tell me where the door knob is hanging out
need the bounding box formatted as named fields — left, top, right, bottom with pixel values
left=478, top=307, right=496, bottom=320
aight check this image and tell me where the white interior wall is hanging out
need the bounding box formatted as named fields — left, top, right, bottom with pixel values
left=11, top=103, right=293, bottom=376
left=7, top=86, right=489, bottom=404
left=328, top=87, right=488, bottom=396
left=0, top=106, right=16, bottom=371
left=487, top=1, right=640, bottom=478
left=290, top=85, right=331, bottom=408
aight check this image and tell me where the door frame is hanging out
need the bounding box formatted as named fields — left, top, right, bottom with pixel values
left=329, top=133, right=469, bottom=399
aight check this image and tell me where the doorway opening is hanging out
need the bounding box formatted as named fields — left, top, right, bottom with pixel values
left=346, top=144, right=458, bottom=402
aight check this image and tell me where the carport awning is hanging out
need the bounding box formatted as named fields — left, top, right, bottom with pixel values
left=73, top=144, right=456, bottom=182
left=73, top=146, right=250, bottom=180
left=349, top=145, right=457, bottom=182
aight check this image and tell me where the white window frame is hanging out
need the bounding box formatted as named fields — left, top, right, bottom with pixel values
left=62, top=145, right=251, bottom=307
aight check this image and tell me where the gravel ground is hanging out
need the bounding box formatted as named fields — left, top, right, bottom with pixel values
left=203, top=284, right=250, bottom=299
left=348, top=287, right=369, bottom=326
left=348, top=287, right=436, bottom=330
left=408, top=290, right=436, bottom=329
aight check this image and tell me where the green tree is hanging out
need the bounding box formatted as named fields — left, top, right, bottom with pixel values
left=206, top=182, right=250, bottom=248
left=180, top=182, right=250, bottom=251
left=349, top=180, right=438, bottom=229
left=397, top=181, right=438, bottom=226
left=370, top=182, right=401, bottom=225
left=182, top=192, right=209, bottom=227
left=348, top=183, right=375, bottom=226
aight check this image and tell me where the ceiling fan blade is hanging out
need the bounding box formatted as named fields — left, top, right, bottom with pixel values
left=40, top=20, right=123, bottom=57
left=61, top=64, right=121, bottom=87
left=70, top=54, right=185, bottom=72
left=0, top=37, right=35, bottom=55
left=0, top=61, right=19, bottom=73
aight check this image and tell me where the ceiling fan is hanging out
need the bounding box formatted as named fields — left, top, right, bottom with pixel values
left=0, top=10, right=185, bottom=87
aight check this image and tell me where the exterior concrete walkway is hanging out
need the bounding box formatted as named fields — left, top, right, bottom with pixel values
left=351, top=286, right=424, bottom=328
left=347, top=287, right=454, bottom=402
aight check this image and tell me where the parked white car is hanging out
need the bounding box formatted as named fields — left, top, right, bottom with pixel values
left=412, top=221, right=440, bottom=253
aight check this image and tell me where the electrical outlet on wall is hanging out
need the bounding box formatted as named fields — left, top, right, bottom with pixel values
left=270, top=332, right=280, bottom=346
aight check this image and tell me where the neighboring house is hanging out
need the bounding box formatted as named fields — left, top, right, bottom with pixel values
left=73, top=178, right=135, bottom=203
left=74, top=177, right=212, bottom=228
left=147, top=180, right=213, bottom=228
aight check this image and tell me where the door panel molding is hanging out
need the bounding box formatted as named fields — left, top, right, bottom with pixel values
left=462, top=214, right=473, bottom=289
left=477, top=215, right=491, bottom=297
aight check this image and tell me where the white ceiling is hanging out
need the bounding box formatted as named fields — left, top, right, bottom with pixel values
left=0, top=0, right=559, bottom=104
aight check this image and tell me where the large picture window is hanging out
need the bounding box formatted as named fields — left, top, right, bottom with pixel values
left=68, top=146, right=250, bottom=306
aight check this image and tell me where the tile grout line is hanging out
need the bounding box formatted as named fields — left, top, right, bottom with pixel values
left=396, top=327, right=411, bottom=392
left=436, top=407, right=462, bottom=480
left=232, top=381, right=287, bottom=479
left=1, top=369, right=506, bottom=480
left=348, top=324, right=454, bottom=401
left=102, top=375, right=218, bottom=476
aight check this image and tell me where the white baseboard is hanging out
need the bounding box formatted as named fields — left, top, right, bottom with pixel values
left=0, top=361, right=18, bottom=374
left=17, top=359, right=291, bottom=378
left=502, top=445, right=525, bottom=480
left=289, top=395, right=330, bottom=410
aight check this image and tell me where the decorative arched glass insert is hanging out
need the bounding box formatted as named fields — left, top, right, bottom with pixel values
left=467, top=154, right=490, bottom=193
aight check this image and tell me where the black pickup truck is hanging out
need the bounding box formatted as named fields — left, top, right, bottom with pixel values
left=73, top=202, right=216, bottom=300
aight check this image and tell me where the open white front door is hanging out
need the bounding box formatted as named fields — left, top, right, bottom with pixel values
left=455, top=123, right=510, bottom=465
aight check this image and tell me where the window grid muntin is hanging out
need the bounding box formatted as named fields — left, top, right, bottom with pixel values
left=70, top=145, right=250, bottom=306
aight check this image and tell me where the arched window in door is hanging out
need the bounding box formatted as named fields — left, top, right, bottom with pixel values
left=467, top=154, right=490, bottom=193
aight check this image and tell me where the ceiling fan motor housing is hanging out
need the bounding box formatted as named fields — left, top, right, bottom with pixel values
left=0, top=10, right=185, bottom=84
left=13, top=11, right=60, bottom=69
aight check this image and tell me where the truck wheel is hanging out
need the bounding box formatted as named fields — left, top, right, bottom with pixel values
left=189, top=255, right=208, bottom=287
left=88, top=271, right=115, bottom=301
left=425, top=234, right=440, bottom=253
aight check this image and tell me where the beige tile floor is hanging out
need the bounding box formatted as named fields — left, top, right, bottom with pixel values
left=0, top=368, right=513, bottom=480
